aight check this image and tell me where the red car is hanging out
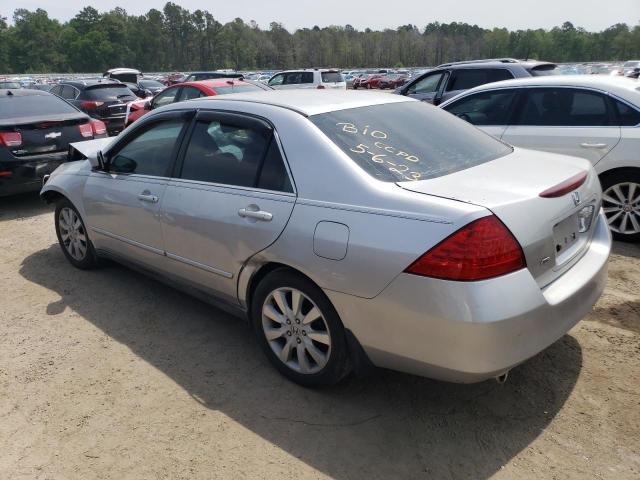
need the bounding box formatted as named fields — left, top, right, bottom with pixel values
left=352, top=74, right=385, bottom=89
left=378, top=73, right=410, bottom=89
left=125, top=79, right=268, bottom=126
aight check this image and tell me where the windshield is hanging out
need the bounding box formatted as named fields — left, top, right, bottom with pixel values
left=0, top=95, right=80, bottom=119
left=310, top=102, right=512, bottom=182
left=0, top=82, right=21, bottom=89
left=139, top=79, right=164, bottom=88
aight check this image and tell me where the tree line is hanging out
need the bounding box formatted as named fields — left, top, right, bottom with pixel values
left=0, top=3, right=638, bottom=74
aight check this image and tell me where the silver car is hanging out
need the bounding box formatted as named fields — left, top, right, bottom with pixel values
left=41, top=91, right=611, bottom=387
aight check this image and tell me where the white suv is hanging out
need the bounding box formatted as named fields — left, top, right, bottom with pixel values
left=267, top=69, right=346, bottom=90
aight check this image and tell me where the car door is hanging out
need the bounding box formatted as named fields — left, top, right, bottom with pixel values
left=403, top=70, right=448, bottom=103
left=83, top=111, right=192, bottom=269
left=501, top=87, right=621, bottom=164
left=441, top=88, right=520, bottom=139
left=160, top=110, right=296, bottom=305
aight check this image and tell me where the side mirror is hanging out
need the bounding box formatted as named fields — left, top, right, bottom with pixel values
left=91, top=150, right=107, bottom=170
left=144, top=100, right=152, bottom=110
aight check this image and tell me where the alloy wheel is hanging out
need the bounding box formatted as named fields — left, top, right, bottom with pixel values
left=261, top=287, right=332, bottom=374
left=58, top=207, right=88, bottom=261
left=602, top=182, right=640, bottom=235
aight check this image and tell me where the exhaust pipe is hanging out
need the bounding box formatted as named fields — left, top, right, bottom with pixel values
left=495, top=371, right=509, bottom=384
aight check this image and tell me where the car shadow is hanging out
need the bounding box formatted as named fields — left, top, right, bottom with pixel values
left=20, top=245, right=582, bottom=480
left=612, top=241, right=640, bottom=259
left=0, top=191, right=52, bottom=223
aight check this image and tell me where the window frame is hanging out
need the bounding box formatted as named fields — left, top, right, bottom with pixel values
left=172, top=109, right=297, bottom=195
left=510, top=86, right=618, bottom=128
left=607, top=93, right=640, bottom=128
left=406, top=71, right=447, bottom=95
left=103, top=110, right=194, bottom=178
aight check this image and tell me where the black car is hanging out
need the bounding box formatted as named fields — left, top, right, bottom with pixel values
left=0, top=89, right=107, bottom=197
left=184, top=71, right=243, bottom=82
left=396, top=58, right=558, bottom=105
left=123, top=79, right=166, bottom=98
left=50, top=79, right=137, bottom=135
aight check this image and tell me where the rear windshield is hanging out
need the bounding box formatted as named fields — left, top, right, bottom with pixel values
left=310, top=102, right=512, bottom=182
left=212, top=84, right=263, bottom=94
left=0, top=95, right=79, bottom=119
left=529, top=64, right=559, bottom=76
left=321, top=72, right=343, bottom=83
left=84, top=84, right=136, bottom=100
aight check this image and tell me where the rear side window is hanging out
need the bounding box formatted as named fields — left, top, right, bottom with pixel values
left=180, top=119, right=270, bottom=187
left=446, top=69, right=513, bottom=92
left=284, top=72, right=314, bottom=84
left=153, top=87, right=179, bottom=108
left=515, top=88, right=611, bottom=126
left=612, top=99, right=640, bottom=126
left=109, top=119, right=186, bottom=176
left=444, top=89, right=518, bottom=125
left=0, top=95, right=79, bottom=119
left=177, top=86, right=204, bottom=101
left=84, top=84, right=136, bottom=101
left=321, top=72, right=343, bottom=83
left=310, top=102, right=512, bottom=182
left=211, top=85, right=263, bottom=95
left=257, top=140, right=293, bottom=192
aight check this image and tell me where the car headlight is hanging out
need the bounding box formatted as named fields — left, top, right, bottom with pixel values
left=578, top=205, right=595, bottom=233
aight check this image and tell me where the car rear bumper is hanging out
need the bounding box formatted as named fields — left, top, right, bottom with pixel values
left=0, top=151, right=67, bottom=197
left=326, top=211, right=611, bottom=382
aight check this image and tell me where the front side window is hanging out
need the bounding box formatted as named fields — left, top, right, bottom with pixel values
left=310, top=102, right=512, bottom=182
left=109, top=119, right=185, bottom=176
left=268, top=74, right=284, bottom=86
left=153, top=87, right=179, bottom=108
left=444, top=89, right=518, bottom=125
left=408, top=73, right=444, bottom=95
left=515, top=88, right=611, bottom=126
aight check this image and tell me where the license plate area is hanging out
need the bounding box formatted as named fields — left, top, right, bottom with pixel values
left=553, top=212, right=585, bottom=265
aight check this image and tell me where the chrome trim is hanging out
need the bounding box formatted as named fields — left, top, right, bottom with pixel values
left=165, top=252, right=233, bottom=278
left=90, top=226, right=164, bottom=255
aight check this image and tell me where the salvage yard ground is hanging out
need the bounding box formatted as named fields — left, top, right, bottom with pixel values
left=1, top=193, right=639, bottom=480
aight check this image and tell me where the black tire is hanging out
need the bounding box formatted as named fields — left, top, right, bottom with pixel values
left=251, top=269, right=351, bottom=387
left=600, top=169, right=640, bottom=243
left=353, top=84, right=358, bottom=90
left=54, top=198, right=99, bottom=269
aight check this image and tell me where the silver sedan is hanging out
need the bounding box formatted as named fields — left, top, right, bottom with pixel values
left=41, top=90, right=611, bottom=387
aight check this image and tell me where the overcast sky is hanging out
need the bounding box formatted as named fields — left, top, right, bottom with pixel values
left=4, top=0, right=639, bottom=31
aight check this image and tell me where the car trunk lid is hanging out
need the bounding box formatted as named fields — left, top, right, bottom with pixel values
left=0, top=113, right=91, bottom=157
left=397, top=148, right=601, bottom=287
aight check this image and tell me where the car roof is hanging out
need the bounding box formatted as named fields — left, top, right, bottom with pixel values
left=437, top=58, right=555, bottom=69
left=183, top=89, right=413, bottom=116
left=453, top=75, right=640, bottom=103
left=59, top=79, right=124, bottom=88
left=0, top=89, right=51, bottom=98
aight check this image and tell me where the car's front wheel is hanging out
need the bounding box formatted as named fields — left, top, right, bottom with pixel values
left=251, top=269, right=351, bottom=387
left=601, top=169, right=640, bottom=242
left=55, top=199, right=99, bottom=269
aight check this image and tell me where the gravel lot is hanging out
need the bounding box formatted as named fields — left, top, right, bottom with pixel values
left=1, top=192, right=639, bottom=480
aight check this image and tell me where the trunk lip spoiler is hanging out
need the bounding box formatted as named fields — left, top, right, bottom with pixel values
left=539, top=171, right=588, bottom=198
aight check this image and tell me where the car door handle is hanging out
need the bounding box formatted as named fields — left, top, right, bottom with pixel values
left=580, top=143, right=608, bottom=149
left=137, top=194, right=159, bottom=203
left=238, top=208, right=273, bottom=222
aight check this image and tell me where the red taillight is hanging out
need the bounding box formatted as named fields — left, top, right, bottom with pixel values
left=0, top=131, right=22, bottom=147
left=78, top=123, right=93, bottom=138
left=90, top=119, right=107, bottom=135
left=404, top=215, right=526, bottom=281
left=317, top=85, right=326, bottom=89
left=80, top=101, right=104, bottom=109
left=539, top=171, right=587, bottom=198
left=0, top=171, right=12, bottom=177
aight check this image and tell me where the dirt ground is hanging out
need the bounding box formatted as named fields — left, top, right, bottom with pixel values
left=0, top=192, right=638, bottom=480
